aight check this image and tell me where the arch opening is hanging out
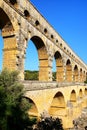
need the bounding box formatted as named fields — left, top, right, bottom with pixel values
left=35, top=20, right=40, bottom=26
left=66, top=59, right=72, bottom=82
left=49, top=92, right=66, bottom=117
left=44, top=28, right=47, bottom=34
left=80, top=69, right=83, bottom=82
left=0, top=31, right=3, bottom=70
left=9, top=0, right=17, bottom=5
left=51, top=34, right=54, bottom=39
left=79, top=89, right=83, bottom=99
left=83, top=71, right=86, bottom=82
left=24, top=40, right=39, bottom=80
left=0, top=8, right=17, bottom=72
left=73, top=65, right=79, bottom=82
left=52, top=58, right=56, bottom=81
left=84, top=88, right=87, bottom=95
left=25, top=98, right=38, bottom=117
left=0, top=8, right=13, bottom=30
left=53, top=51, right=64, bottom=82
left=56, top=39, right=58, bottom=43
left=24, top=10, right=30, bottom=18
left=24, top=36, right=49, bottom=81
left=70, top=90, right=76, bottom=107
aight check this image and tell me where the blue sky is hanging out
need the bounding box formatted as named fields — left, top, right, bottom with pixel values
left=0, top=0, right=87, bottom=71
left=26, top=0, right=87, bottom=71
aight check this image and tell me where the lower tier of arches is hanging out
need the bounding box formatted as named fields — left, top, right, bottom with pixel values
left=24, top=84, right=87, bottom=129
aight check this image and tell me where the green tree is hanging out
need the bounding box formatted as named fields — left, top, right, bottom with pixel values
left=0, top=69, right=36, bottom=130
left=25, top=70, right=38, bottom=80
left=36, top=116, right=64, bottom=130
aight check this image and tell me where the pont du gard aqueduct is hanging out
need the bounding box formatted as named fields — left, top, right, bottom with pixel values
left=0, top=0, right=87, bottom=129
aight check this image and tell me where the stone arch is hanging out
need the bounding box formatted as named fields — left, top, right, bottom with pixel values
left=54, top=51, right=64, bottom=82
left=35, top=20, right=40, bottom=26
left=0, top=8, right=18, bottom=71
left=66, top=59, right=72, bottom=82
left=51, top=34, right=54, bottom=39
left=80, top=68, right=83, bottom=82
left=70, top=90, right=76, bottom=107
left=73, top=65, right=79, bottom=82
left=0, top=3, right=19, bottom=31
left=26, top=36, right=49, bottom=81
left=9, top=0, right=17, bottom=5
left=79, top=89, right=83, bottom=98
left=24, top=10, right=30, bottom=18
left=25, top=97, right=38, bottom=117
left=0, top=8, right=14, bottom=30
left=9, top=0, right=18, bottom=8
left=83, top=71, right=86, bottom=82
left=82, top=88, right=87, bottom=108
left=49, top=91, right=66, bottom=117
left=44, top=28, right=48, bottom=34
left=84, top=88, right=87, bottom=95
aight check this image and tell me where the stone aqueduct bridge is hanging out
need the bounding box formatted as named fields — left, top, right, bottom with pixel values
left=0, top=0, right=87, bottom=129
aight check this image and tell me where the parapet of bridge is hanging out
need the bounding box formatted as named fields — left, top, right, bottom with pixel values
left=0, top=0, right=87, bottom=82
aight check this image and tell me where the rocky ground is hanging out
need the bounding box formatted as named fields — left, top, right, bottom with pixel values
left=72, top=107, right=87, bottom=130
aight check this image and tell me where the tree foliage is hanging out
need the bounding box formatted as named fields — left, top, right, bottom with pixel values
left=24, top=70, right=56, bottom=81
left=35, top=116, right=64, bottom=130
left=0, top=69, right=36, bottom=130
left=52, top=72, right=56, bottom=81
left=25, top=70, right=39, bottom=80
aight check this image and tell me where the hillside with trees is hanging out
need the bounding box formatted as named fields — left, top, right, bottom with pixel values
left=24, top=70, right=56, bottom=81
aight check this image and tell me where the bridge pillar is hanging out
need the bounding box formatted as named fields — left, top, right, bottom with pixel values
left=16, top=31, right=27, bottom=80
left=66, top=66, right=72, bottom=82
left=73, top=66, right=79, bottom=82
left=2, top=28, right=26, bottom=80
left=38, top=47, right=52, bottom=81
left=81, top=72, right=84, bottom=82
left=81, top=95, right=87, bottom=108
left=56, top=60, right=64, bottom=82
left=83, top=72, right=86, bottom=82
left=39, top=60, right=51, bottom=81
left=3, top=35, right=18, bottom=71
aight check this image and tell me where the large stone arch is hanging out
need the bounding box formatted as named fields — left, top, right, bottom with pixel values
left=54, top=51, right=64, bottom=82
left=26, top=35, right=49, bottom=81
left=79, top=89, right=83, bottom=99
left=70, top=90, right=77, bottom=107
left=9, top=0, right=17, bottom=6
left=73, top=65, right=79, bottom=82
left=83, top=71, right=86, bottom=82
left=66, top=59, right=72, bottom=82
left=26, top=98, right=38, bottom=117
left=0, top=7, right=18, bottom=72
left=49, top=91, right=66, bottom=117
left=0, top=2, right=29, bottom=80
left=80, top=68, right=83, bottom=82
left=84, top=88, right=87, bottom=96
left=82, top=88, right=87, bottom=108
left=0, top=1, right=19, bottom=31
